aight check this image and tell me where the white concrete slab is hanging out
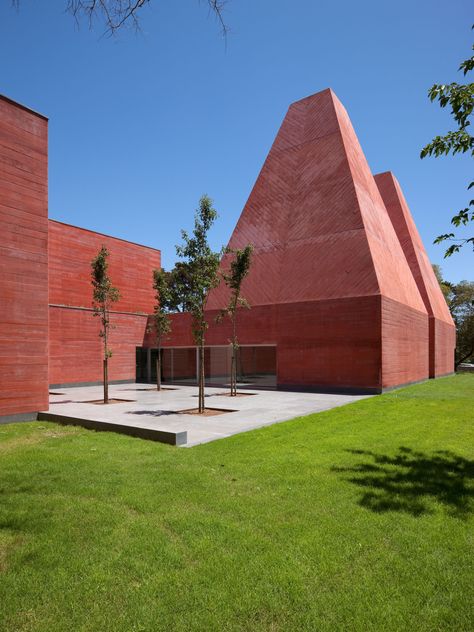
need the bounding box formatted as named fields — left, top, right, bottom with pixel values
left=42, top=383, right=372, bottom=447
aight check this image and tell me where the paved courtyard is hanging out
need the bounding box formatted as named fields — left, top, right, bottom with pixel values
left=41, top=383, right=372, bottom=447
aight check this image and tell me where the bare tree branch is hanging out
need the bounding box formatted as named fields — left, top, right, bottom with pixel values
left=204, top=0, right=230, bottom=38
left=10, top=0, right=229, bottom=37
left=12, top=0, right=230, bottom=37
left=66, top=0, right=149, bottom=34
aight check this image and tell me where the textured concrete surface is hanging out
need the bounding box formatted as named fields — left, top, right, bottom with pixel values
left=0, top=95, right=49, bottom=417
left=43, top=383, right=372, bottom=447
left=48, top=219, right=161, bottom=386
left=163, top=88, right=453, bottom=391
left=375, top=171, right=455, bottom=378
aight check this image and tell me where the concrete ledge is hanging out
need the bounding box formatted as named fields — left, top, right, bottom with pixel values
left=37, top=412, right=187, bottom=446
left=380, top=373, right=454, bottom=393
left=0, top=411, right=39, bottom=425
left=277, top=384, right=383, bottom=395
left=279, top=373, right=456, bottom=396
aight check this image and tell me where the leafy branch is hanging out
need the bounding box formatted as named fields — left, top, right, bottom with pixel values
left=421, top=27, right=474, bottom=257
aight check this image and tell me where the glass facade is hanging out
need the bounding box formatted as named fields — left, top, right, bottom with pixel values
left=137, top=345, right=277, bottom=389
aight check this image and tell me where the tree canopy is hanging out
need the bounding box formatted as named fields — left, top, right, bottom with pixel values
left=91, top=245, right=121, bottom=403
left=433, top=265, right=474, bottom=366
left=421, top=27, right=474, bottom=257
left=175, top=195, right=221, bottom=412
left=217, top=244, right=253, bottom=396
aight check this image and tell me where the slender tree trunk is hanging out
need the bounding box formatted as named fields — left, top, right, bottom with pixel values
left=455, top=345, right=474, bottom=369
left=103, top=358, right=108, bottom=404
left=231, top=303, right=238, bottom=396
left=230, top=351, right=235, bottom=396
left=156, top=347, right=161, bottom=391
left=199, top=341, right=205, bottom=413
left=103, top=307, right=109, bottom=404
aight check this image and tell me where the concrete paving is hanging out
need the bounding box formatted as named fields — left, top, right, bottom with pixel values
left=40, top=383, right=372, bottom=447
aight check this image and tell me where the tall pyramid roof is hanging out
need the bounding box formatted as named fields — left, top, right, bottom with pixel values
left=208, top=88, right=426, bottom=314
left=375, top=171, right=453, bottom=325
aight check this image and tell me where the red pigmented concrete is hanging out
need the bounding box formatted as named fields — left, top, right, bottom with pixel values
left=168, top=88, right=443, bottom=391
left=375, top=172, right=455, bottom=377
left=0, top=89, right=455, bottom=418
left=0, top=96, right=49, bottom=417
left=48, top=221, right=161, bottom=386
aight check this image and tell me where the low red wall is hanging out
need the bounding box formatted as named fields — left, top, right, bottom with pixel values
left=49, top=306, right=149, bottom=386
left=48, top=221, right=161, bottom=386
left=276, top=297, right=382, bottom=390
left=432, top=318, right=456, bottom=378
left=159, top=297, right=384, bottom=392
left=381, top=297, right=429, bottom=388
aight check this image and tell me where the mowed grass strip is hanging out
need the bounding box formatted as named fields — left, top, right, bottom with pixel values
left=0, top=374, right=473, bottom=632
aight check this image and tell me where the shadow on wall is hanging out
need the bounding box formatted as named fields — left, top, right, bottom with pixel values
left=332, top=447, right=474, bottom=518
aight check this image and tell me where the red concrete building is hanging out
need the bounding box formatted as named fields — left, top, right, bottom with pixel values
left=48, top=219, right=161, bottom=388
left=0, top=90, right=455, bottom=421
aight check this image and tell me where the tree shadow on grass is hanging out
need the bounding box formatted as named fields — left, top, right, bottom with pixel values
left=332, top=447, right=474, bottom=518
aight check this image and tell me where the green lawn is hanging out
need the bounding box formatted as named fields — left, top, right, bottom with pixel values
left=0, top=375, right=473, bottom=632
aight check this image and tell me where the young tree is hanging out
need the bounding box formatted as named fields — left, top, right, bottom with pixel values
left=433, top=265, right=474, bottom=367
left=432, top=264, right=454, bottom=302
left=167, top=262, right=193, bottom=313
left=451, top=280, right=474, bottom=367
left=176, top=195, right=221, bottom=413
left=151, top=268, right=172, bottom=391
left=421, top=27, right=474, bottom=256
left=217, top=245, right=253, bottom=396
left=91, top=245, right=120, bottom=404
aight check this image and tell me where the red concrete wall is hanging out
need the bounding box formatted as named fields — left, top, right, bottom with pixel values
left=49, top=220, right=161, bottom=314
left=0, top=96, right=49, bottom=417
left=381, top=297, right=429, bottom=388
left=208, top=89, right=426, bottom=315
left=276, top=297, right=381, bottom=391
left=202, top=89, right=429, bottom=392
left=162, top=297, right=382, bottom=392
left=240, top=346, right=276, bottom=375
left=375, top=172, right=455, bottom=378
left=48, top=221, right=161, bottom=386
left=49, top=306, right=149, bottom=386
left=432, top=319, right=456, bottom=378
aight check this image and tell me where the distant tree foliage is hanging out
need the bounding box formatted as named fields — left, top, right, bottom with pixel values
left=451, top=280, right=474, bottom=366
left=166, top=262, right=194, bottom=314
left=421, top=27, right=474, bottom=257
left=12, top=0, right=229, bottom=36
left=433, top=265, right=474, bottom=367
left=217, top=245, right=253, bottom=396
left=91, top=245, right=121, bottom=403
left=432, top=264, right=454, bottom=302
left=175, top=195, right=221, bottom=413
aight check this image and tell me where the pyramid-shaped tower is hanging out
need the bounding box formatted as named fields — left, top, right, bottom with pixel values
left=205, top=89, right=454, bottom=391
left=375, top=172, right=455, bottom=378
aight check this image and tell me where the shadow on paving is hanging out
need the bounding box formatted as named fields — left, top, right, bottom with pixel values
left=126, top=410, right=177, bottom=417
left=332, top=446, right=474, bottom=518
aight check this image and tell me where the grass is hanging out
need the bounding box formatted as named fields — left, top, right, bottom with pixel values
left=0, top=374, right=473, bottom=631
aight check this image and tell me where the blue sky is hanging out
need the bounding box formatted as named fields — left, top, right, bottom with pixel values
left=1, top=0, right=472, bottom=281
